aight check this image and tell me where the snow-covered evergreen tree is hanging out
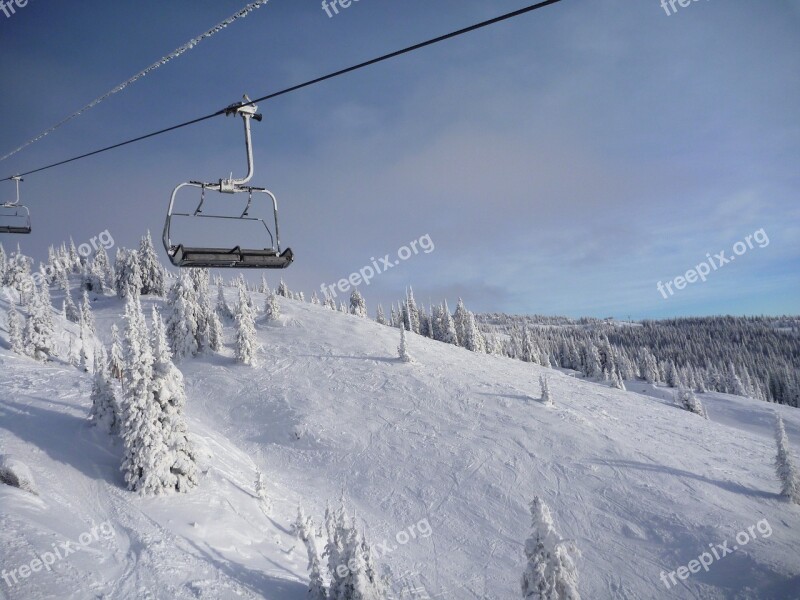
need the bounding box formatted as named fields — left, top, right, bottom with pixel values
left=774, top=413, right=800, bottom=504
left=453, top=298, right=471, bottom=347
left=23, top=285, right=54, bottom=361
left=540, top=375, right=553, bottom=407
left=138, top=231, right=166, bottom=297
left=277, top=279, right=289, bottom=298
left=406, top=288, right=420, bottom=334
left=7, top=303, right=25, bottom=355
left=461, top=309, right=486, bottom=353
left=350, top=289, right=368, bottom=318
left=398, top=325, right=414, bottom=363
left=109, top=323, right=124, bottom=380
left=88, top=348, right=119, bottom=434
left=89, top=245, right=114, bottom=292
left=264, top=292, right=281, bottom=322
left=439, top=301, right=459, bottom=346
left=119, top=295, right=172, bottom=495
left=216, top=283, right=233, bottom=320
left=115, top=249, right=142, bottom=299
left=323, top=501, right=385, bottom=600
left=375, top=303, right=387, bottom=326
left=166, top=274, right=199, bottom=361
left=293, top=507, right=327, bottom=600
left=676, top=387, right=707, bottom=419
left=665, top=360, right=680, bottom=388
left=150, top=308, right=198, bottom=493
left=521, top=496, right=581, bottom=600
left=235, top=285, right=257, bottom=365
left=207, top=307, right=223, bottom=352
left=80, top=290, right=96, bottom=334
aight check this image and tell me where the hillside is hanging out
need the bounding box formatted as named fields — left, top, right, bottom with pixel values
left=1, top=285, right=800, bottom=599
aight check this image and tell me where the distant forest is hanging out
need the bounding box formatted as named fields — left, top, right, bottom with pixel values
left=477, top=314, right=800, bottom=408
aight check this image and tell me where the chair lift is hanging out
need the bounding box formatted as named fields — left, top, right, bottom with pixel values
left=162, top=96, right=293, bottom=269
left=0, top=176, right=31, bottom=235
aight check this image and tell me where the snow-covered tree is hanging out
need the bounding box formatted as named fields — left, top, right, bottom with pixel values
left=676, top=387, right=707, bottom=419
left=23, top=285, right=54, bottom=361
left=235, top=286, right=257, bottom=366
left=0, top=243, right=6, bottom=284
left=188, top=269, right=212, bottom=350
left=323, top=501, right=385, bottom=600
left=726, top=362, right=747, bottom=396
left=375, top=304, right=387, bottom=326
left=138, top=231, right=166, bottom=297
left=150, top=308, right=198, bottom=493
left=109, top=323, right=124, bottom=380
left=453, top=298, right=471, bottom=346
left=115, top=249, right=142, bottom=299
left=461, top=309, right=486, bottom=353
left=78, top=321, right=90, bottom=372
left=7, top=303, right=25, bottom=355
left=665, top=360, right=680, bottom=388
left=264, top=292, right=280, bottom=322
left=775, top=413, right=800, bottom=504
left=166, top=274, right=199, bottom=361
left=90, top=245, right=114, bottom=292
left=207, top=308, right=223, bottom=352
left=398, top=325, right=413, bottom=363
left=216, top=283, right=233, bottom=320
left=350, top=289, right=367, bottom=318
left=88, top=347, right=119, bottom=434
left=521, top=496, right=581, bottom=600
left=311, top=291, right=321, bottom=306
left=119, top=295, right=171, bottom=494
left=80, top=290, right=96, bottom=335
left=277, top=279, right=289, bottom=298
left=540, top=375, right=553, bottom=407
left=439, top=301, right=458, bottom=346
left=521, top=328, right=537, bottom=364
left=293, top=507, right=327, bottom=600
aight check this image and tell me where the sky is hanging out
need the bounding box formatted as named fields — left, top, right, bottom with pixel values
left=0, top=0, right=798, bottom=319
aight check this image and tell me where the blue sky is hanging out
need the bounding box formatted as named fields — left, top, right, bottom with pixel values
left=1, top=0, right=798, bottom=318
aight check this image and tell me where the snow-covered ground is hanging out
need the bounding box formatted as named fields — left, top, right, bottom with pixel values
left=1, top=287, right=799, bottom=599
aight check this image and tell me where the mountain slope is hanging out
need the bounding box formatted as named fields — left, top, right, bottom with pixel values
left=1, top=287, right=799, bottom=599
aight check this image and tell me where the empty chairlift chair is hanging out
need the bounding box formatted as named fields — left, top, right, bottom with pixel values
left=0, top=176, right=31, bottom=235
left=162, top=97, right=293, bottom=269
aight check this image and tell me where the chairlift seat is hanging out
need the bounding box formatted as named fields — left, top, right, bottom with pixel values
left=168, top=245, right=293, bottom=269
left=0, top=224, right=31, bottom=235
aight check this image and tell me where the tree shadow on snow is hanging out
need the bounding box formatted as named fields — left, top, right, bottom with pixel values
left=183, top=537, right=308, bottom=599
left=597, top=459, right=778, bottom=499
left=0, top=398, right=123, bottom=485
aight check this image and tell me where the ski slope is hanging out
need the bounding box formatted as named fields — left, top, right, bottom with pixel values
left=1, top=287, right=799, bottom=599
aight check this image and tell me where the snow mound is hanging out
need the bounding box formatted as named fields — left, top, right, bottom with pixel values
left=0, top=455, right=38, bottom=495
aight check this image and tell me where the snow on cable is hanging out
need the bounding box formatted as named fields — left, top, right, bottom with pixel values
left=0, top=0, right=270, bottom=163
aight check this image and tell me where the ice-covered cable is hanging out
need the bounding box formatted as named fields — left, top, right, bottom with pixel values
left=0, top=0, right=270, bottom=163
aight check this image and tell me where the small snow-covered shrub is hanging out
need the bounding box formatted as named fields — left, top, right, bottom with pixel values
left=0, top=455, right=38, bottom=495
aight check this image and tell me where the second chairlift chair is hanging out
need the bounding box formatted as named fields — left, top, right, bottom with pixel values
left=162, top=96, right=293, bottom=269
left=0, top=176, right=32, bottom=235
